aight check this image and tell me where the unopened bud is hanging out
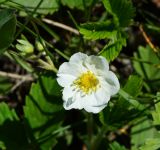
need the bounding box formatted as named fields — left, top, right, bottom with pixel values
left=35, top=39, right=45, bottom=52
left=16, top=39, right=34, bottom=54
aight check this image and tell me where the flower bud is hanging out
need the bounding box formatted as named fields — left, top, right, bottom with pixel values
left=16, top=39, right=34, bottom=54
left=35, top=39, right=45, bottom=52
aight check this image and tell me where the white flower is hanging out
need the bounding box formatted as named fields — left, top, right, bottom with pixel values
left=57, top=52, right=120, bottom=113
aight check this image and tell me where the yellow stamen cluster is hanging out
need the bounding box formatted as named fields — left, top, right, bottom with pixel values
left=73, top=71, right=99, bottom=94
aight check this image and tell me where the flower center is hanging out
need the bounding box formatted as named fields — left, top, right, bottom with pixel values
left=73, top=71, right=99, bottom=94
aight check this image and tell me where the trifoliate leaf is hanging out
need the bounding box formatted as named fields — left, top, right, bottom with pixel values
left=139, top=138, right=160, bottom=150
left=0, top=9, right=16, bottom=54
left=131, top=117, right=158, bottom=150
left=117, top=75, right=143, bottom=109
left=99, top=32, right=126, bottom=61
left=100, top=75, right=143, bottom=128
left=133, top=45, right=160, bottom=91
left=24, top=74, right=64, bottom=150
left=109, top=141, right=126, bottom=150
left=0, top=77, right=13, bottom=94
left=102, top=0, right=135, bottom=27
left=133, top=46, right=160, bottom=80
left=79, top=21, right=117, bottom=40
left=7, top=0, right=59, bottom=15
left=0, top=103, right=18, bottom=124
left=0, top=102, right=29, bottom=150
left=152, top=93, right=160, bottom=126
left=61, top=0, right=95, bottom=10
left=122, top=75, right=143, bottom=98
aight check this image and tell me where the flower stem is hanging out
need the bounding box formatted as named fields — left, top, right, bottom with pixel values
left=90, top=126, right=107, bottom=150
left=87, top=113, right=93, bottom=146
left=45, top=56, right=58, bottom=73
left=37, top=59, right=57, bottom=73
left=86, top=113, right=108, bottom=150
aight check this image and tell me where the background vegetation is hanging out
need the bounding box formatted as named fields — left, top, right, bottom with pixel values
left=0, top=0, right=160, bottom=149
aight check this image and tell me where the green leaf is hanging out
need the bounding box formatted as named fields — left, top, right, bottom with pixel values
left=99, top=105, right=111, bottom=126
left=109, top=141, right=126, bottom=150
left=131, top=117, right=158, bottom=150
left=0, top=102, right=29, bottom=150
left=0, top=141, right=5, bottom=150
left=99, top=32, right=126, bottom=61
left=102, top=0, right=135, bottom=27
left=100, top=75, right=143, bottom=128
left=117, top=75, right=143, bottom=109
left=133, top=45, right=160, bottom=80
left=152, top=93, right=160, bottom=126
left=79, top=21, right=117, bottom=40
left=133, top=45, right=160, bottom=90
left=0, top=9, right=16, bottom=54
left=8, top=0, right=59, bottom=15
left=24, top=74, right=64, bottom=150
left=0, top=9, right=14, bottom=28
left=117, top=75, right=144, bottom=112
left=0, top=0, right=5, bottom=3
left=61, top=0, right=95, bottom=10
left=0, top=77, right=13, bottom=94
left=139, top=138, right=160, bottom=150
left=122, top=75, right=143, bottom=98
left=9, top=51, right=34, bottom=73
left=118, top=89, right=144, bottom=111
left=0, top=103, right=18, bottom=124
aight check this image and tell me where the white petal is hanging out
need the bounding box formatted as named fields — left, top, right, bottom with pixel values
left=85, top=55, right=109, bottom=72
left=81, top=93, right=98, bottom=107
left=57, top=74, right=76, bottom=87
left=84, top=104, right=107, bottom=113
left=62, top=87, right=74, bottom=101
left=63, top=89, right=83, bottom=110
left=82, top=88, right=109, bottom=106
left=69, top=52, right=88, bottom=64
left=101, top=71, right=120, bottom=95
left=94, top=88, right=111, bottom=105
left=57, top=62, right=81, bottom=77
